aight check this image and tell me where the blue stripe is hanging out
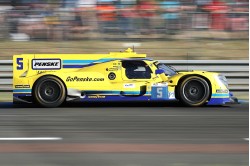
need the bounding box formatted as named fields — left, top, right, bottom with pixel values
left=13, top=89, right=150, bottom=95
left=81, top=95, right=150, bottom=102
left=63, top=59, right=114, bottom=64
left=84, top=90, right=151, bottom=95
left=13, top=93, right=32, bottom=97
left=207, top=98, right=230, bottom=105
left=63, top=60, right=94, bottom=64
left=211, top=94, right=229, bottom=97
left=13, top=89, right=32, bottom=93
left=85, top=90, right=114, bottom=94
left=95, top=58, right=114, bottom=63
left=62, top=59, right=115, bottom=68
left=63, top=65, right=90, bottom=68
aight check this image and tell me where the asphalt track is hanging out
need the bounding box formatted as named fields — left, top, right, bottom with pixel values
left=0, top=101, right=248, bottom=166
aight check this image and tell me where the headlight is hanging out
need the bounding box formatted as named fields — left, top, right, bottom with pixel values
left=217, top=74, right=228, bottom=89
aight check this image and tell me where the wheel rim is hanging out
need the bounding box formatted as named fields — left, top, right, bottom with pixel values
left=182, top=79, right=208, bottom=104
left=38, top=79, right=62, bottom=104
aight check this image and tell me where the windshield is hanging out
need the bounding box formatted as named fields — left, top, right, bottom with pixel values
left=154, top=62, right=177, bottom=76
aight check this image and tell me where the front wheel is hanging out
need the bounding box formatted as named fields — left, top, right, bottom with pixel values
left=33, top=76, right=66, bottom=107
left=178, top=76, right=210, bottom=106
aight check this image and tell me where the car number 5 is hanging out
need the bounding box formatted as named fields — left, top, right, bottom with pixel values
left=157, top=87, right=163, bottom=98
left=17, top=58, right=23, bottom=70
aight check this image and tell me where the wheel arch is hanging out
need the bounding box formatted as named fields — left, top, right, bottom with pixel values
left=32, top=74, right=68, bottom=97
left=175, top=74, right=212, bottom=101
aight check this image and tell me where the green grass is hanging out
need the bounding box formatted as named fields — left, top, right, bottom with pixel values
left=0, top=92, right=12, bottom=102
left=0, top=40, right=248, bottom=60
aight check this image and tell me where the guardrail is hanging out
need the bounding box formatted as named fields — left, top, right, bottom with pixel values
left=0, top=60, right=248, bottom=92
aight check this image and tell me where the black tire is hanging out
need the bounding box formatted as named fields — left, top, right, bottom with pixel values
left=178, top=76, right=210, bottom=106
left=33, top=76, right=66, bottom=108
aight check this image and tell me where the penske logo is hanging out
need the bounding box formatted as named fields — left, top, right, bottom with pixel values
left=34, top=62, right=59, bottom=66
left=32, top=59, right=61, bottom=70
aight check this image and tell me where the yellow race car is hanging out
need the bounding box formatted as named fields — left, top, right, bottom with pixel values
left=13, top=48, right=232, bottom=107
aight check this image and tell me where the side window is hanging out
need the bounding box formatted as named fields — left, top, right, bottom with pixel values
left=122, top=61, right=152, bottom=79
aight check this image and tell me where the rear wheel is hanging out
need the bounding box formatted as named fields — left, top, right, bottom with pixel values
left=33, top=76, right=66, bottom=107
left=178, top=76, right=210, bottom=106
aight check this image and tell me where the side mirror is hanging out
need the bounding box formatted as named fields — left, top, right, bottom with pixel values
left=155, top=69, right=168, bottom=82
left=155, top=69, right=164, bottom=75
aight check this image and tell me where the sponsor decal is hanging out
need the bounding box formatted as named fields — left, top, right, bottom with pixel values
left=106, top=63, right=121, bottom=71
left=66, top=76, right=104, bottom=82
left=108, top=72, right=116, bottom=80
left=38, top=71, right=47, bottom=74
left=216, top=89, right=229, bottom=93
left=168, top=92, right=175, bottom=99
left=106, top=68, right=119, bottom=71
left=152, top=82, right=168, bottom=86
left=124, top=83, right=135, bottom=88
left=15, top=85, right=30, bottom=88
left=88, top=95, right=106, bottom=99
left=32, top=59, right=61, bottom=70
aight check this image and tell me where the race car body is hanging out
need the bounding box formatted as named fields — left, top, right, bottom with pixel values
left=13, top=48, right=232, bottom=107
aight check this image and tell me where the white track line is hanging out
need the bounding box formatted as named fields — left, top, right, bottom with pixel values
left=0, top=137, right=62, bottom=141
left=243, top=138, right=249, bottom=141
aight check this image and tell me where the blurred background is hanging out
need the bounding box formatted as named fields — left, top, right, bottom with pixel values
left=0, top=1, right=248, bottom=165
left=0, top=0, right=247, bottom=60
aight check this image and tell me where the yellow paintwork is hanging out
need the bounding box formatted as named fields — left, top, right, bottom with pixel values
left=13, top=48, right=229, bottom=101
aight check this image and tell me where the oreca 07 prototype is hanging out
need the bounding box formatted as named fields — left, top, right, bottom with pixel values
left=13, top=48, right=232, bottom=107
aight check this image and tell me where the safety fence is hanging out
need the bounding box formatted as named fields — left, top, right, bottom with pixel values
left=2, top=8, right=249, bottom=41
left=0, top=60, right=248, bottom=92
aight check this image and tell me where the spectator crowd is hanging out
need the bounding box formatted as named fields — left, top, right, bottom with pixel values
left=0, top=0, right=248, bottom=40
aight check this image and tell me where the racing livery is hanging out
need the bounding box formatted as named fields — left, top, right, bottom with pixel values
left=13, top=48, right=232, bottom=107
